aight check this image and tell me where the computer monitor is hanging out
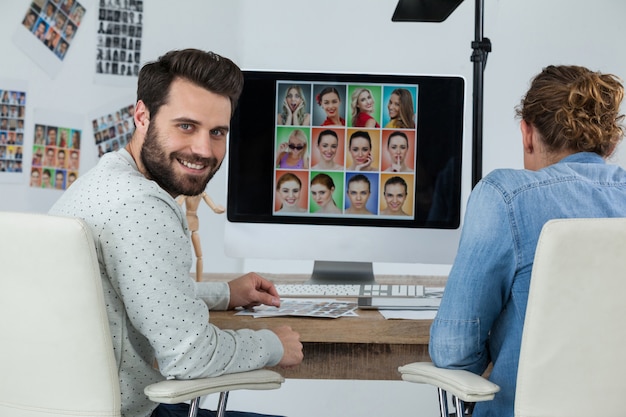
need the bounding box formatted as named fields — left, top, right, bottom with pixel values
left=225, top=70, right=465, bottom=284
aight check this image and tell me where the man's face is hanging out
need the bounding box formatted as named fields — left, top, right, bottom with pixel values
left=139, top=78, right=231, bottom=197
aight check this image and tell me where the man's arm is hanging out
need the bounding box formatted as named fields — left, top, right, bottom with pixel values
left=101, top=195, right=285, bottom=378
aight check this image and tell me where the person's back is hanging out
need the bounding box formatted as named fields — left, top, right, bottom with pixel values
left=429, top=65, right=626, bottom=417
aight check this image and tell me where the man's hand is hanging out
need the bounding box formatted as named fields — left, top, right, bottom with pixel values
left=272, top=325, right=304, bottom=367
left=227, top=272, right=280, bottom=310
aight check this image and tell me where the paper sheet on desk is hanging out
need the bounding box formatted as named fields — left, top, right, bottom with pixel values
left=236, top=298, right=358, bottom=318
left=379, top=309, right=437, bottom=320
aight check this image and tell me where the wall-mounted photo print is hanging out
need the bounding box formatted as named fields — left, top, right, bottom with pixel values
left=31, top=122, right=81, bottom=190
left=91, top=102, right=134, bottom=158
left=0, top=88, right=26, bottom=178
left=95, top=0, right=144, bottom=82
left=18, top=0, right=86, bottom=65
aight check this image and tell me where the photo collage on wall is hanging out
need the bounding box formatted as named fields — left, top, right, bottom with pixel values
left=92, top=103, right=134, bottom=157
left=21, top=0, right=86, bottom=61
left=31, top=122, right=81, bottom=190
left=0, top=89, right=26, bottom=174
left=96, top=0, right=144, bottom=77
left=273, top=82, right=419, bottom=219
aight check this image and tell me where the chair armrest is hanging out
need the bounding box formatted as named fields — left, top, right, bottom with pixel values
left=398, top=362, right=499, bottom=403
left=144, top=369, right=285, bottom=404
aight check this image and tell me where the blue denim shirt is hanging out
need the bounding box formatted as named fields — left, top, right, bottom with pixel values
left=429, top=152, right=626, bottom=417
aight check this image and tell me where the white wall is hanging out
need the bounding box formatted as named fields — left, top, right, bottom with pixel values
left=2, top=0, right=625, bottom=416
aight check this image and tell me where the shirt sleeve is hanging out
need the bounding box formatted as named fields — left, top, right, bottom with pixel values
left=99, top=193, right=283, bottom=379
left=195, top=281, right=230, bottom=310
left=429, top=179, right=517, bottom=375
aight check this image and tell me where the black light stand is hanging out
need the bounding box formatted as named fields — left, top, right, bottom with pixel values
left=470, top=0, right=491, bottom=187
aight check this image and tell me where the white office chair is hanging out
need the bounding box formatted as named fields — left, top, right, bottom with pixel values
left=399, top=217, right=626, bottom=417
left=0, top=212, right=284, bottom=417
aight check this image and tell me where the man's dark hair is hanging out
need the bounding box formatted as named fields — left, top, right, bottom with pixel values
left=137, top=49, right=244, bottom=118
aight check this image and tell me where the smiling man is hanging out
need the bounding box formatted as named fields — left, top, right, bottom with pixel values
left=49, top=49, right=302, bottom=417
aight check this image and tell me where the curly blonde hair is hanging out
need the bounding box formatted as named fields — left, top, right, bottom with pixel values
left=515, top=65, right=625, bottom=157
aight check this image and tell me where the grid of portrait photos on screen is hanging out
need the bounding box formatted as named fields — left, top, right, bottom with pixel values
left=96, top=0, right=144, bottom=77
left=92, top=104, right=134, bottom=157
left=274, top=82, right=419, bottom=219
left=31, top=123, right=81, bottom=190
left=0, top=90, right=26, bottom=174
left=21, top=0, right=86, bottom=61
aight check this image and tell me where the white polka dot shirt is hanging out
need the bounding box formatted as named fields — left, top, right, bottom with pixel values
left=49, top=149, right=283, bottom=417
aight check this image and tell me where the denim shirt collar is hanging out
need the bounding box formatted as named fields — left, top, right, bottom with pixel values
left=556, top=151, right=605, bottom=165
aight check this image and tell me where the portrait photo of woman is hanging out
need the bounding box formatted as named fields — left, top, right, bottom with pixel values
left=383, top=86, right=416, bottom=129
left=382, top=130, right=415, bottom=172
left=30, top=167, right=42, bottom=187
left=345, top=172, right=379, bottom=215
left=346, top=130, right=380, bottom=171
left=349, top=85, right=381, bottom=128
left=274, top=171, right=308, bottom=213
left=313, top=85, right=346, bottom=126
left=277, top=84, right=311, bottom=126
left=275, top=128, right=310, bottom=169
left=309, top=172, right=343, bottom=214
left=311, top=128, right=345, bottom=170
left=379, top=175, right=413, bottom=216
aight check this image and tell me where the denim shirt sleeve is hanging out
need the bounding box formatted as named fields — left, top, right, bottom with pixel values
left=429, top=179, right=517, bottom=375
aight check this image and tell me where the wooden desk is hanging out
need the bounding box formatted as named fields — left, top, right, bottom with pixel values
left=205, top=273, right=446, bottom=381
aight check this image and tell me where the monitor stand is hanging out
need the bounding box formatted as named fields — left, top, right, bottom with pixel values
left=306, top=260, right=376, bottom=285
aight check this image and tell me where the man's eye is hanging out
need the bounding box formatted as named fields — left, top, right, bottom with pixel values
left=180, top=123, right=192, bottom=131
left=211, top=129, right=226, bottom=137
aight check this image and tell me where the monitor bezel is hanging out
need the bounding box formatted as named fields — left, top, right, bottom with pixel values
left=227, top=69, right=465, bottom=231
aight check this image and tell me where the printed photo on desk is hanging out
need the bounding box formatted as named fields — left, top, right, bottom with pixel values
left=236, top=299, right=358, bottom=319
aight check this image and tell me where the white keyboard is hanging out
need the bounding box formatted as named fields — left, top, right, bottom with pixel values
left=274, top=283, right=443, bottom=310
left=274, top=283, right=423, bottom=298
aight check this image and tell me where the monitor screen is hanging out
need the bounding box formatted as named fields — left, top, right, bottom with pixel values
left=226, top=70, right=465, bottom=283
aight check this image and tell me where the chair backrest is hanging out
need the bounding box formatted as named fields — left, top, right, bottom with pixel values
left=0, top=212, right=121, bottom=417
left=515, top=218, right=626, bottom=417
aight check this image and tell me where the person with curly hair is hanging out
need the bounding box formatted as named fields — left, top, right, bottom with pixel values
left=429, top=65, right=626, bottom=417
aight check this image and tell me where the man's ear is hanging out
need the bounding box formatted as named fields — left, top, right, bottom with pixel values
left=133, top=100, right=150, bottom=131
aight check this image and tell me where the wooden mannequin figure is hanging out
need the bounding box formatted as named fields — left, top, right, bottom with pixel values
left=177, top=192, right=225, bottom=282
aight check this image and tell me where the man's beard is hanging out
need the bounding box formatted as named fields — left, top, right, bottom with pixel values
left=140, top=122, right=221, bottom=196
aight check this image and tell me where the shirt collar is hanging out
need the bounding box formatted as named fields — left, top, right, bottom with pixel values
left=558, top=152, right=605, bottom=165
